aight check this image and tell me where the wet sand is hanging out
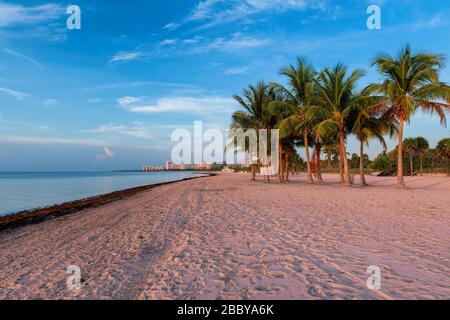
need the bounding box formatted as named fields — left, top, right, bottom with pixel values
left=0, top=173, right=449, bottom=299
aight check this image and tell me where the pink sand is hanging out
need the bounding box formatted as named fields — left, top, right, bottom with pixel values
left=0, top=173, right=449, bottom=299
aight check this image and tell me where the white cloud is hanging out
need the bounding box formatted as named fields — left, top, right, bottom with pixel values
left=117, top=96, right=144, bottom=106
left=95, top=146, right=115, bottom=160
left=0, top=86, right=27, bottom=100
left=103, top=147, right=114, bottom=157
left=0, top=3, right=67, bottom=42
left=43, top=99, right=58, bottom=107
left=128, top=96, right=237, bottom=114
left=225, top=66, right=250, bottom=75
left=109, top=51, right=146, bottom=63
left=182, top=36, right=202, bottom=44
left=157, top=33, right=270, bottom=56
left=159, top=39, right=177, bottom=46
left=84, top=123, right=154, bottom=139
left=204, top=33, right=270, bottom=51
left=170, top=0, right=325, bottom=29
left=0, top=3, right=65, bottom=28
left=163, top=22, right=181, bottom=30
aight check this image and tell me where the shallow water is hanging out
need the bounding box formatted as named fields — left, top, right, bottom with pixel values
left=0, top=171, right=201, bottom=216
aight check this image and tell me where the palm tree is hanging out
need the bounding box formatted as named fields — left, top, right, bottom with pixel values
left=270, top=57, right=317, bottom=184
left=403, top=138, right=417, bottom=176
left=436, top=138, right=450, bottom=176
left=352, top=100, right=394, bottom=185
left=367, top=45, right=450, bottom=186
left=231, top=81, right=273, bottom=180
left=427, top=148, right=440, bottom=175
left=414, top=137, right=429, bottom=176
left=312, top=63, right=365, bottom=185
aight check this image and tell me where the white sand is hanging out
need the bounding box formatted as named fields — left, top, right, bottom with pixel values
left=0, top=173, right=449, bottom=300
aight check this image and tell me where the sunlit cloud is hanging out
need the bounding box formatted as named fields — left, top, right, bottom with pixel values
left=127, top=96, right=237, bottom=114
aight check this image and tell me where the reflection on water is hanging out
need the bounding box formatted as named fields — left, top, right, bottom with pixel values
left=0, top=171, right=201, bottom=216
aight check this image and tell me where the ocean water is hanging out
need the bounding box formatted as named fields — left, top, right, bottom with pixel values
left=0, top=171, right=202, bottom=216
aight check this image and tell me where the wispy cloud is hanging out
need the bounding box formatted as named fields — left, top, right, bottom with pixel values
left=166, top=0, right=327, bottom=30
left=84, top=123, right=154, bottom=139
left=2, top=48, right=46, bottom=68
left=88, top=98, right=102, bottom=103
left=159, top=39, right=178, bottom=46
left=403, top=12, right=449, bottom=31
left=43, top=99, right=58, bottom=107
left=0, top=2, right=65, bottom=27
left=163, top=22, right=181, bottom=31
left=127, top=96, right=237, bottom=114
left=156, top=32, right=270, bottom=56
left=0, top=86, right=27, bottom=100
left=82, top=81, right=198, bottom=92
left=0, top=136, right=111, bottom=147
left=36, top=125, right=56, bottom=134
left=0, top=2, right=67, bottom=42
left=203, top=33, right=270, bottom=51
left=117, top=96, right=144, bottom=106
left=225, top=66, right=250, bottom=75
left=109, top=51, right=146, bottom=63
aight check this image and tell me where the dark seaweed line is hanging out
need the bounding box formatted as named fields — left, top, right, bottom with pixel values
left=0, top=173, right=216, bottom=232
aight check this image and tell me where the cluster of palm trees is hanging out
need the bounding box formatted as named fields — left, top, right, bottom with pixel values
left=403, top=137, right=430, bottom=176
left=231, top=45, right=450, bottom=186
left=372, top=137, right=450, bottom=176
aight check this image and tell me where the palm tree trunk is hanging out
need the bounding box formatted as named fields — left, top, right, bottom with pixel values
left=279, top=143, right=283, bottom=183
left=285, top=149, right=290, bottom=181
left=339, top=142, right=344, bottom=183
left=316, top=142, right=323, bottom=183
left=360, top=140, right=367, bottom=186
left=420, top=154, right=423, bottom=176
left=447, top=158, right=449, bottom=177
left=312, top=146, right=318, bottom=178
left=409, top=153, right=413, bottom=176
left=397, top=117, right=405, bottom=186
left=340, top=133, right=351, bottom=185
left=303, top=130, right=313, bottom=184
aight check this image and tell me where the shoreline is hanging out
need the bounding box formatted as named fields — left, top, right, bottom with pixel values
left=0, top=173, right=215, bottom=232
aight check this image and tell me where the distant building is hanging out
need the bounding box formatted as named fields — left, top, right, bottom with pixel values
left=163, top=161, right=217, bottom=171
left=142, top=165, right=164, bottom=171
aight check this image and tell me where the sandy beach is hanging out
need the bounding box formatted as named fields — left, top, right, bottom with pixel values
left=0, top=173, right=449, bottom=300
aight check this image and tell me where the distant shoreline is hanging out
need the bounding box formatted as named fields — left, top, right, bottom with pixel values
left=0, top=173, right=215, bottom=232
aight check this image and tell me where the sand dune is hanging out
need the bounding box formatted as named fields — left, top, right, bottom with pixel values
left=0, top=173, right=449, bottom=299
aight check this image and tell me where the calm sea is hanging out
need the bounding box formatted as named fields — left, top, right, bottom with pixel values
left=0, top=171, right=202, bottom=216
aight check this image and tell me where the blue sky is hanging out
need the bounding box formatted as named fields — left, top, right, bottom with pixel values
left=0, top=0, right=449, bottom=170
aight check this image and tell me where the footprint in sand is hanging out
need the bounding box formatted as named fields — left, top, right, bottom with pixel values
left=270, top=271, right=287, bottom=279
left=308, top=285, right=326, bottom=298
